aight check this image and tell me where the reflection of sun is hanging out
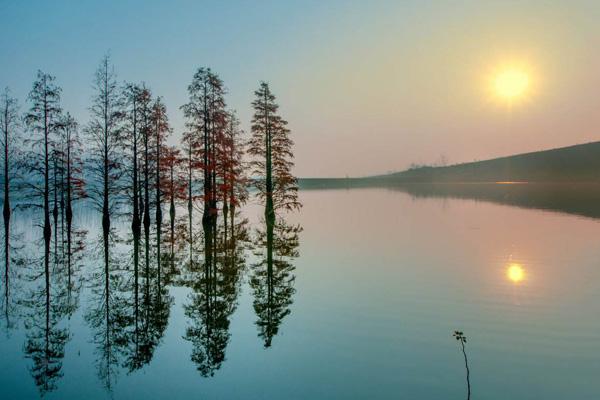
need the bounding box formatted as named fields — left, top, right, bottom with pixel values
left=507, top=263, right=525, bottom=283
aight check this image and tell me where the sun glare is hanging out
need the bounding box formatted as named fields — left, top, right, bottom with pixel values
left=507, top=263, right=525, bottom=283
left=490, top=65, right=532, bottom=104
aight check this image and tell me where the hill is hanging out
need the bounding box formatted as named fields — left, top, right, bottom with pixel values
left=371, top=141, right=600, bottom=183
left=298, top=141, right=600, bottom=220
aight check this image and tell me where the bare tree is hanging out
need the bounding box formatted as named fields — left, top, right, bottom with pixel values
left=25, top=71, right=62, bottom=243
left=122, top=83, right=143, bottom=236
left=0, top=88, right=19, bottom=237
left=87, top=55, right=123, bottom=233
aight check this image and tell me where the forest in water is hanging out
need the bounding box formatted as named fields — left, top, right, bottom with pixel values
left=0, top=55, right=303, bottom=394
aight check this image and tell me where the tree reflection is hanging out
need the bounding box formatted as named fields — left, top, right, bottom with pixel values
left=123, top=226, right=173, bottom=372
left=85, top=229, right=129, bottom=390
left=20, top=189, right=86, bottom=394
left=184, top=212, right=249, bottom=377
left=1, top=226, right=24, bottom=334
left=250, top=217, right=301, bottom=347
left=22, top=242, right=70, bottom=394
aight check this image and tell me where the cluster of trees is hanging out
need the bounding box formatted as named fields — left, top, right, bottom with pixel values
left=1, top=55, right=302, bottom=394
left=1, top=55, right=299, bottom=255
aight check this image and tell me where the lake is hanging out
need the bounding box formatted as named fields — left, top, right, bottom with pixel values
left=1, top=186, right=599, bottom=399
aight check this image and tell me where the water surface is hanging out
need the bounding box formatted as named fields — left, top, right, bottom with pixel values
left=1, top=187, right=599, bottom=399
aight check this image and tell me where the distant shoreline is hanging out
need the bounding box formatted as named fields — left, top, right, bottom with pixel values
left=300, top=140, right=600, bottom=187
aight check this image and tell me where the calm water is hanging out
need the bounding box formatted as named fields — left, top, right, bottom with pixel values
left=1, top=187, right=599, bottom=399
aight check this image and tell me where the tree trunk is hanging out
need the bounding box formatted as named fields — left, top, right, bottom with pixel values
left=132, top=98, right=141, bottom=237
left=264, top=89, right=275, bottom=223
left=43, top=96, right=51, bottom=244
left=3, top=109, right=10, bottom=236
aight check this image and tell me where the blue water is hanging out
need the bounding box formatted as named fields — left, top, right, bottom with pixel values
left=1, top=188, right=599, bottom=399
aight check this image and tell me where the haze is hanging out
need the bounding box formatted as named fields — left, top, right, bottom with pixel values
left=1, top=0, right=599, bottom=177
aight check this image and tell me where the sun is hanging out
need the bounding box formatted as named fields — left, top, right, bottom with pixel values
left=506, top=263, right=525, bottom=283
left=491, top=66, right=531, bottom=103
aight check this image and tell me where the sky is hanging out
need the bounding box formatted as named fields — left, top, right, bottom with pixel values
left=1, top=0, right=600, bottom=177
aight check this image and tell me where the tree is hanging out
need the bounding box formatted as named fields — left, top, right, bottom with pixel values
left=87, top=55, right=123, bottom=233
left=0, top=88, right=19, bottom=239
left=50, top=113, right=85, bottom=265
left=160, top=146, right=186, bottom=262
left=248, top=82, right=300, bottom=222
left=24, top=72, right=63, bottom=354
left=25, top=71, right=62, bottom=244
left=181, top=67, right=227, bottom=227
left=138, top=86, right=153, bottom=244
left=60, top=113, right=85, bottom=226
left=136, top=87, right=154, bottom=301
left=58, top=113, right=86, bottom=303
left=219, top=111, right=248, bottom=233
left=0, top=89, right=19, bottom=296
left=151, top=96, right=170, bottom=277
left=0, top=88, right=20, bottom=335
left=122, top=83, right=143, bottom=237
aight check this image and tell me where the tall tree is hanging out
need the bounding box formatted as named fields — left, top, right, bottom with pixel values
left=25, top=72, right=63, bottom=353
left=160, top=145, right=186, bottom=263
left=0, top=88, right=20, bottom=334
left=122, top=83, right=143, bottom=237
left=87, top=55, right=123, bottom=233
left=181, top=127, right=200, bottom=260
left=248, top=82, right=300, bottom=222
left=61, top=113, right=85, bottom=248
left=151, top=96, right=170, bottom=276
left=25, top=71, right=62, bottom=244
left=218, top=111, right=248, bottom=233
left=0, top=89, right=19, bottom=291
left=137, top=86, right=153, bottom=266
left=0, top=88, right=18, bottom=241
left=137, top=86, right=153, bottom=302
left=181, top=67, right=227, bottom=227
